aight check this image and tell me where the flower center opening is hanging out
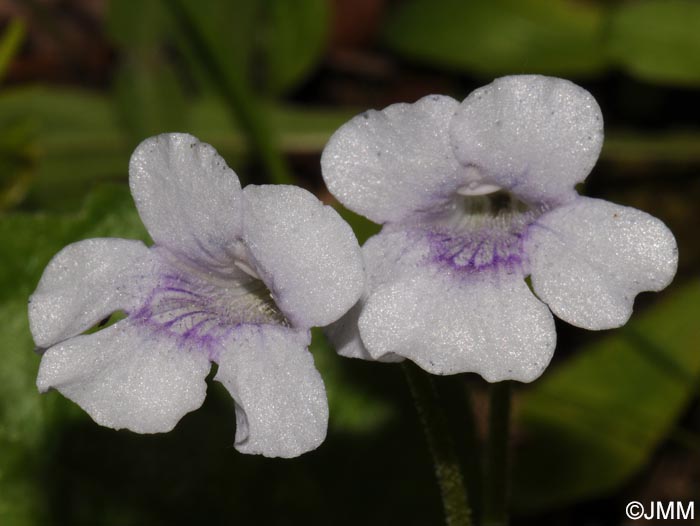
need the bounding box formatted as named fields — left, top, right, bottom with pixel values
left=134, top=251, right=288, bottom=352
left=422, top=190, right=543, bottom=273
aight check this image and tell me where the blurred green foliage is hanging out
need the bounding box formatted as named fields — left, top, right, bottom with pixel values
left=608, top=0, right=700, bottom=86
left=385, top=0, right=700, bottom=85
left=514, top=282, right=700, bottom=512
left=0, top=87, right=354, bottom=210
left=0, top=19, right=25, bottom=83
left=385, top=0, right=606, bottom=76
left=1, top=0, right=699, bottom=524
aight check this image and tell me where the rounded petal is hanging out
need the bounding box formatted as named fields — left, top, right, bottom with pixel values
left=325, top=299, right=404, bottom=363
left=37, top=321, right=211, bottom=433
left=242, top=184, right=364, bottom=328
left=527, top=197, right=678, bottom=330
left=326, top=228, right=421, bottom=362
left=129, top=133, right=243, bottom=272
left=359, top=270, right=556, bottom=382
left=29, top=238, right=154, bottom=349
left=325, top=300, right=371, bottom=360
left=322, top=95, right=476, bottom=224
left=214, top=325, right=327, bottom=458
left=450, top=75, right=603, bottom=205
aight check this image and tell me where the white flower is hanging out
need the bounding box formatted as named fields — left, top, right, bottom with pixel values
left=29, top=133, right=364, bottom=458
left=321, top=75, right=678, bottom=383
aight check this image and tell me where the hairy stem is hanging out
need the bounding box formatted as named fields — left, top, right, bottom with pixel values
left=483, top=381, right=512, bottom=526
left=403, top=363, right=472, bottom=526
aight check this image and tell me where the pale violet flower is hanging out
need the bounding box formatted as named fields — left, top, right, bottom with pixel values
left=29, top=133, right=364, bottom=458
left=321, top=75, right=678, bottom=383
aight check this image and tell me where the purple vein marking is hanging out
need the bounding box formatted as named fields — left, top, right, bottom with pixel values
left=161, top=286, right=203, bottom=298
left=162, top=309, right=210, bottom=328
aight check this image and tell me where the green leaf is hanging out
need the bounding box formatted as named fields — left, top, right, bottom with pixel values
left=165, top=0, right=327, bottom=96
left=0, top=185, right=148, bottom=524
left=113, top=57, right=188, bottom=143
left=0, top=86, right=356, bottom=209
left=262, top=0, right=329, bottom=95
left=167, top=0, right=294, bottom=184
left=188, top=97, right=356, bottom=157
left=383, top=0, right=606, bottom=77
left=608, top=0, right=700, bottom=86
left=512, top=281, right=700, bottom=513
left=106, top=0, right=169, bottom=51
left=0, top=18, right=25, bottom=83
left=0, top=87, right=128, bottom=210
left=107, top=0, right=188, bottom=142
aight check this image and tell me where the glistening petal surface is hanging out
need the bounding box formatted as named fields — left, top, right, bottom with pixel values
left=129, top=133, right=243, bottom=273
left=326, top=228, right=421, bottom=362
left=214, top=325, right=327, bottom=458
left=527, top=197, right=678, bottom=330
left=359, top=269, right=556, bottom=382
left=321, top=95, right=472, bottom=223
left=29, top=238, right=154, bottom=349
left=242, top=184, right=364, bottom=328
left=450, top=75, right=603, bottom=204
left=37, top=321, right=211, bottom=433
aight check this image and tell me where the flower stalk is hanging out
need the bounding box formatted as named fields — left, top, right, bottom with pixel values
left=403, top=362, right=473, bottom=526
left=482, top=381, right=512, bottom=526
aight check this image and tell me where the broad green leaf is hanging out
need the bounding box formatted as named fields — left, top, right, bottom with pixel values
left=383, top=0, right=606, bottom=77
left=513, top=281, right=700, bottom=513
left=166, top=0, right=294, bottom=184
left=107, top=0, right=188, bottom=142
left=263, top=0, right=329, bottom=95
left=0, top=87, right=356, bottom=209
left=189, top=97, right=355, bottom=155
left=165, top=0, right=327, bottom=96
left=0, top=87, right=128, bottom=210
left=167, top=0, right=258, bottom=88
left=0, top=116, right=34, bottom=210
left=609, top=0, right=700, bottom=86
left=106, top=0, right=169, bottom=51
left=0, top=186, right=148, bottom=524
left=113, top=57, right=188, bottom=143
left=164, top=0, right=329, bottom=181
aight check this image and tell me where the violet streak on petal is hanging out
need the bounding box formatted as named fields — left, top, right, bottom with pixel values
left=322, top=74, right=677, bottom=383
left=29, top=133, right=364, bottom=457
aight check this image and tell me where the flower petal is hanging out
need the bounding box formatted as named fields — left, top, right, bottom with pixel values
left=325, top=300, right=371, bottom=360
left=242, top=184, right=364, bottom=328
left=129, top=133, right=243, bottom=272
left=326, top=228, right=420, bottom=361
left=326, top=299, right=404, bottom=363
left=359, top=269, right=556, bottom=382
left=527, top=197, right=678, bottom=330
left=322, top=95, right=477, bottom=224
left=37, top=320, right=211, bottom=433
left=29, top=238, right=154, bottom=349
left=450, top=75, right=604, bottom=205
left=214, top=325, right=327, bottom=458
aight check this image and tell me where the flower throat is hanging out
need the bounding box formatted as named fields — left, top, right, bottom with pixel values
left=425, top=190, right=543, bottom=274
